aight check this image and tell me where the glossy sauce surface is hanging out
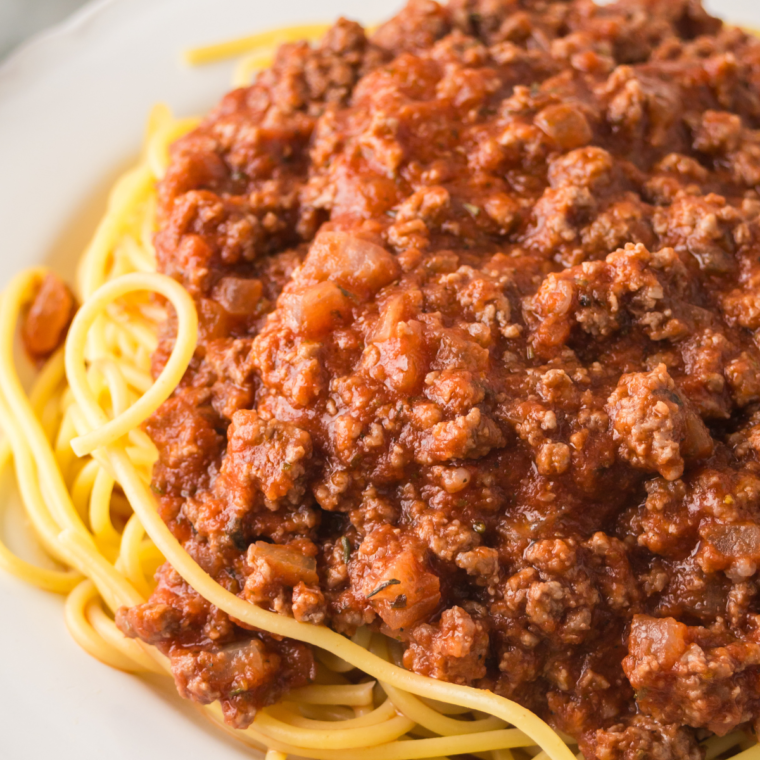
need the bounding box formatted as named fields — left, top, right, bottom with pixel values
left=111, top=2, right=760, bottom=756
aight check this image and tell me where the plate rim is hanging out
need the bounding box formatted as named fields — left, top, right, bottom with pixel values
left=0, top=0, right=119, bottom=79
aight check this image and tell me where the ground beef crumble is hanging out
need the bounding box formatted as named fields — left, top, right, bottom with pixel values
left=116, top=2, right=760, bottom=757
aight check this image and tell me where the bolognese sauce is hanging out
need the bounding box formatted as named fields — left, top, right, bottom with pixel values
left=113, top=1, right=760, bottom=756
left=21, top=273, right=76, bottom=364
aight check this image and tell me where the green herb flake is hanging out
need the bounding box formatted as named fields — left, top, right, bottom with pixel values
left=366, top=578, right=401, bottom=599
left=473, top=521, right=487, bottom=534
left=282, top=462, right=292, bottom=471
left=229, top=687, right=248, bottom=697
left=150, top=483, right=165, bottom=496
left=338, top=286, right=358, bottom=301
left=666, top=390, right=683, bottom=407
left=463, top=202, right=481, bottom=218
left=341, top=536, right=352, bottom=565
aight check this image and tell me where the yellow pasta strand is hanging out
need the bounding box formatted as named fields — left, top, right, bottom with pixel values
left=253, top=710, right=416, bottom=750
left=728, top=745, right=760, bottom=760
left=0, top=537, right=79, bottom=594
left=119, top=512, right=154, bottom=599
left=184, top=24, right=331, bottom=65
left=0, top=271, right=94, bottom=540
left=270, top=700, right=398, bottom=730
left=704, top=732, right=747, bottom=760
left=65, top=580, right=147, bottom=672
left=76, top=166, right=155, bottom=301
left=66, top=273, right=198, bottom=458
left=288, top=683, right=377, bottom=707
left=85, top=593, right=166, bottom=675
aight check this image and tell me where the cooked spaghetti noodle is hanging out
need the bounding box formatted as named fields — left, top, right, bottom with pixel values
left=3, top=9, right=760, bottom=760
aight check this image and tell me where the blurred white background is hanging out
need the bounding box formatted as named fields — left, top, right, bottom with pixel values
left=1, top=0, right=88, bottom=59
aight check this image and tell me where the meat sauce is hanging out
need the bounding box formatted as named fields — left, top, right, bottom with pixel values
left=21, top=273, right=76, bottom=364
left=114, top=1, right=760, bottom=756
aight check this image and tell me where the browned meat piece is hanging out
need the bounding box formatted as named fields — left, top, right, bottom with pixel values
left=404, top=606, right=489, bottom=685
left=607, top=364, right=713, bottom=481
left=170, top=637, right=314, bottom=728
left=217, top=410, right=313, bottom=508
left=623, top=615, right=760, bottom=735
left=144, top=390, right=224, bottom=495
left=594, top=715, right=702, bottom=760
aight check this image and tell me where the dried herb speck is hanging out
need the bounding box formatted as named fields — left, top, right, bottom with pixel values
left=391, top=594, right=407, bottom=609
left=341, top=536, right=352, bottom=565
left=366, top=578, right=401, bottom=599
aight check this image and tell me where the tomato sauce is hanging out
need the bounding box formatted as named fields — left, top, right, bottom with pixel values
left=114, top=3, right=760, bottom=755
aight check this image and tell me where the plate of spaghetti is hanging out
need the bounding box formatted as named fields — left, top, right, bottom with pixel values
left=5, top=1, right=760, bottom=759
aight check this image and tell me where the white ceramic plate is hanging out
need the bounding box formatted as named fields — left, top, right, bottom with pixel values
left=1, top=0, right=759, bottom=758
